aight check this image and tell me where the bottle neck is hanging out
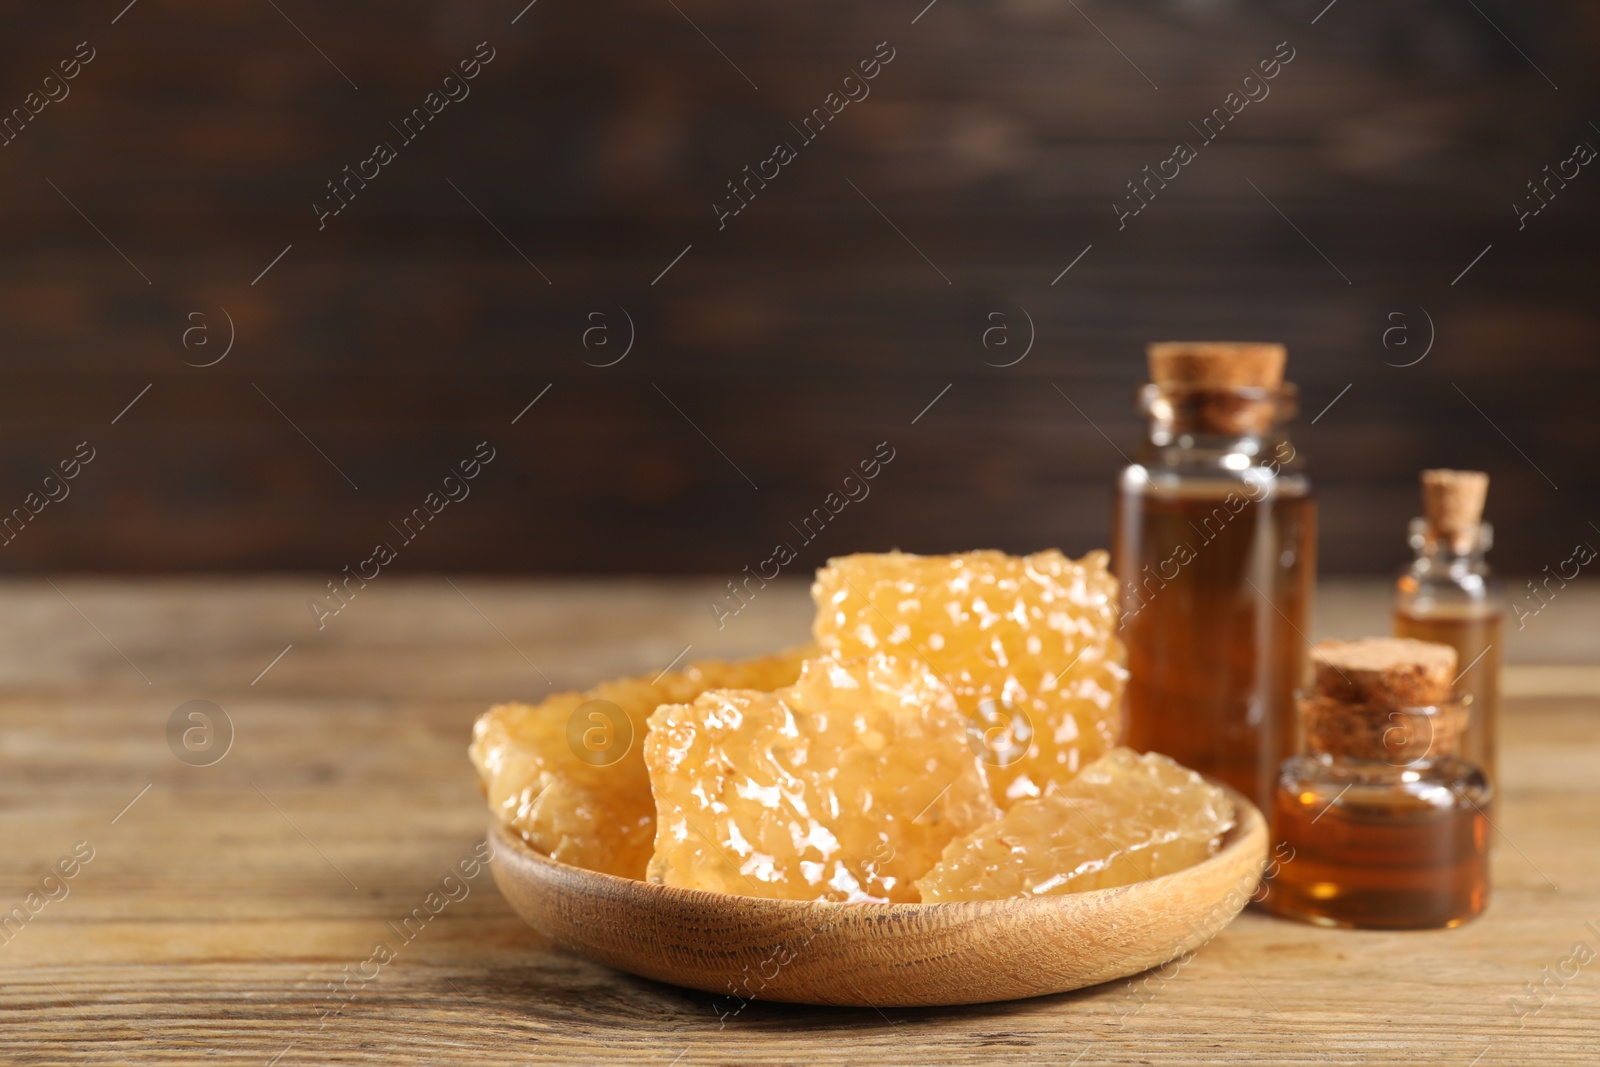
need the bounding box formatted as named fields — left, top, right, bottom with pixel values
left=1139, top=381, right=1296, bottom=440
left=1408, top=518, right=1492, bottom=565
left=1133, top=383, right=1304, bottom=489
left=1398, top=519, right=1499, bottom=615
left=1301, top=694, right=1468, bottom=765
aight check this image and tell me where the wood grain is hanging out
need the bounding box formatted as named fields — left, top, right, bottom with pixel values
left=1, top=578, right=1598, bottom=1064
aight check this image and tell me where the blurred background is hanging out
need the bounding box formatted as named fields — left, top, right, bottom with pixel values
left=0, top=0, right=1595, bottom=577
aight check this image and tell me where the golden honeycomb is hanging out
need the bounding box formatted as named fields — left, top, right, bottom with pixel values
left=915, top=747, right=1235, bottom=902
left=470, top=649, right=807, bottom=879
left=812, top=549, right=1126, bottom=805
left=644, top=654, right=1000, bottom=902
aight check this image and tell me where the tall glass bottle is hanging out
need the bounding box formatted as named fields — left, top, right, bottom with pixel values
left=1394, top=469, right=1501, bottom=786
left=1112, top=342, right=1317, bottom=817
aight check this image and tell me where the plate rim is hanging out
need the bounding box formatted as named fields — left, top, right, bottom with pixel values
left=489, top=777, right=1266, bottom=914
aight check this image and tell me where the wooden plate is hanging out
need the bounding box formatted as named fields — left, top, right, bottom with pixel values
left=490, top=784, right=1267, bottom=1007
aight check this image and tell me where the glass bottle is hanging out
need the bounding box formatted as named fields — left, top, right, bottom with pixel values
left=1395, top=516, right=1501, bottom=788
left=1113, top=343, right=1317, bottom=818
left=1262, top=693, right=1490, bottom=929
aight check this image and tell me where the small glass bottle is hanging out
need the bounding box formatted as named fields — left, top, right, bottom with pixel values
left=1394, top=470, right=1501, bottom=787
left=1262, top=689, right=1490, bottom=929
left=1114, top=342, right=1316, bottom=818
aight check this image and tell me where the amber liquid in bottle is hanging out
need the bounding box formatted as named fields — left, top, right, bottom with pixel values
left=1394, top=608, right=1500, bottom=784
left=1393, top=514, right=1501, bottom=788
left=1266, top=759, right=1490, bottom=929
left=1116, top=489, right=1316, bottom=815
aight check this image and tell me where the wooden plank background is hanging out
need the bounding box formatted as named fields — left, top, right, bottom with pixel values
left=0, top=0, right=1594, bottom=575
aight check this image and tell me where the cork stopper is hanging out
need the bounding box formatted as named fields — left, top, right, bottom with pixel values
left=1301, top=695, right=1469, bottom=763
left=1421, top=469, right=1489, bottom=554
left=1312, top=637, right=1457, bottom=707
left=1305, top=637, right=1465, bottom=761
left=1145, top=342, right=1287, bottom=435
left=1147, top=342, right=1287, bottom=391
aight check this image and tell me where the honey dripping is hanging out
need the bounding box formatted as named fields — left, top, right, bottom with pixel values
left=1114, top=342, right=1316, bottom=816
left=1262, top=637, right=1490, bottom=930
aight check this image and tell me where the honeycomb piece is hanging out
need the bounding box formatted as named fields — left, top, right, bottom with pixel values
left=915, top=748, right=1235, bottom=902
left=645, top=655, right=1000, bottom=902
left=470, top=649, right=808, bottom=879
left=812, top=549, right=1126, bottom=805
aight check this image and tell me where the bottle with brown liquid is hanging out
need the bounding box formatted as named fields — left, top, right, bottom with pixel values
left=1262, top=637, right=1490, bottom=929
left=1394, top=469, right=1501, bottom=786
left=1113, top=342, right=1316, bottom=817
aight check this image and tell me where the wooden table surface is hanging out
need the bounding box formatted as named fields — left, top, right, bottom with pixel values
left=3, top=577, right=1597, bottom=1066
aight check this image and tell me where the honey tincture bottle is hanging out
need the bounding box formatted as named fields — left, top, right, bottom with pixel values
left=1263, top=637, right=1490, bottom=930
left=1394, top=469, right=1501, bottom=787
left=1113, top=342, right=1316, bottom=817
